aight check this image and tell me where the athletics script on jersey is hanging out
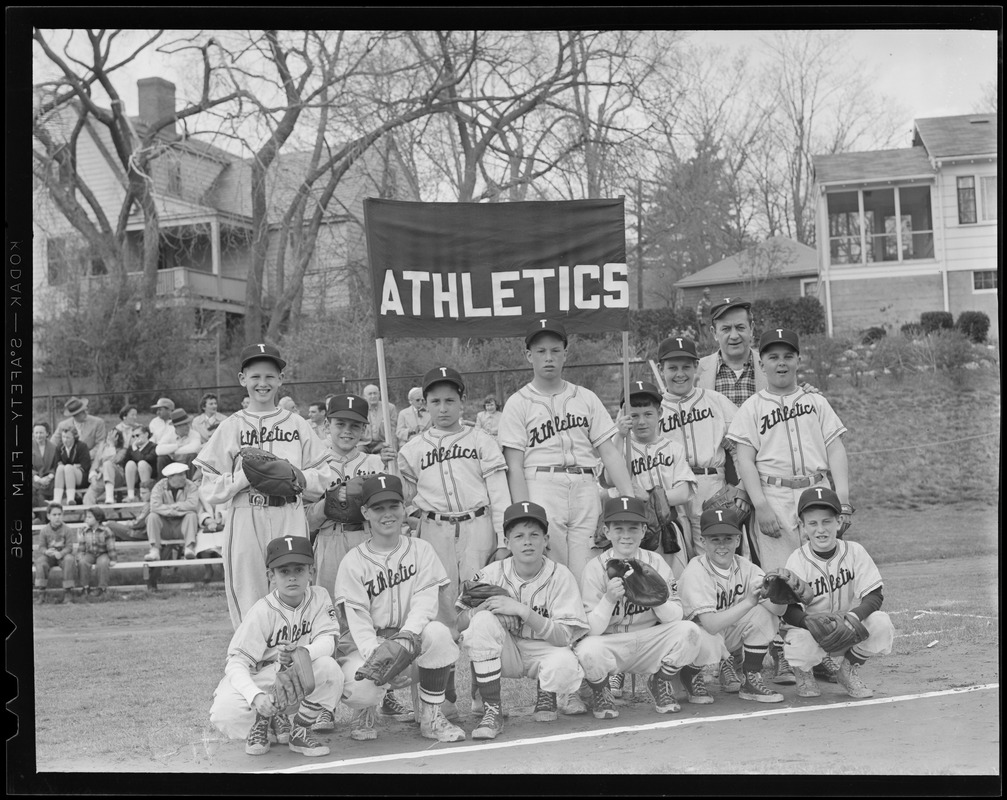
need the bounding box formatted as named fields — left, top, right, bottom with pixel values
left=365, top=198, right=631, bottom=339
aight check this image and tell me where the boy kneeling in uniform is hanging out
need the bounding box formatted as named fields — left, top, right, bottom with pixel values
left=575, top=497, right=727, bottom=718
left=457, top=501, right=589, bottom=740
left=678, top=507, right=786, bottom=704
left=209, top=535, right=344, bottom=758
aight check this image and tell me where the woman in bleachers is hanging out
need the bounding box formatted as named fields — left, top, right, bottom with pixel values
left=123, top=425, right=158, bottom=502
left=53, top=426, right=91, bottom=506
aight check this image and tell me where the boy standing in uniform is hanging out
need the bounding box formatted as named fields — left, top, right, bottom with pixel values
left=456, top=500, right=588, bottom=739
left=574, top=497, right=727, bottom=719
left=678, top=507, right=786, bottom=704
left=194, top=343, right=335, bottom=630
left=783, top=487, right=894, bottom=699
left=209, top=535, right=343, bottom=758
left=333, top=474, right=467, bottom=744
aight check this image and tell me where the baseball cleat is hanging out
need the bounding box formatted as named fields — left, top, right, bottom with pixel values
left=793, top=667, right=821, bottom=698
left=269, top=713, right=291, bottom=744
left=380, top=691, right=414, bottom=722
left=418, top=702, right=466, bottom=742
left=533, top=686, right=558, bottom=722
left=245, top=714, right=271, bottom=755
left=686, top=670, right=714, bottom=705
left=311, top=708, right=336, bottom=732
left=350, top=706, right=378, bottom=741
left=288, top=723, right=330, bottom=757
left=719, top=657, right=742, bottom=693
left=471, top=702, right=504, bottom=740
left=814, top=656, right=841, bottom=684
left=837, top=660, right=873, bottom=699
left=589, top=682, right=620, bottom=719
left=648, top=673, right=682, bottom=714
left=739, top=671, right=784, bottom=703
left=608, top=672, right=626, bottom=699
left=558, top=692, right=588, bottom=716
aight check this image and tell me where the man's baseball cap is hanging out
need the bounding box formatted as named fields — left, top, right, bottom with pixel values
left=265, top=535, right=315, bottom=568
left=326, top=393, right=369, bottom=423
left=524, top=318, right=568, bottom=348
left=170, top=408, right=191, bottom=426
left=503, top=500, right=549, bottom=533
left=422, top=366, right=465, bottom=395
left=758, top=328, right=800, bottom=355
left=621, top=380, right=663, bottom=406
left=361, top=473, right=404, bottom=505
left=240, top=343, right=287, bottom=372
left=151, top=397, right=175, bottom=412
left=700, top=506, right=744, bottom=537
left=602, top=496, right=648, bottom=524
left=657, top=336, right=699, bottom=362
left=162, top=462, right=189, bottom=477
left=797, top=486, right=842, bottom=516
left=63, top=396, right=89, bottom=416
left=710, top=297, right=752, bottom=322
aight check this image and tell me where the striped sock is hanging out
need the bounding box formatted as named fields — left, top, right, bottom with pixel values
left=657, top=663, right=681, bottom=682
left=743, top=644, right=769, bottom=674
left=418, top=665, right=450, bottom=705
left=472, top=658, right=502, bottom=705
left=293, top=700, right=324, bottom=727
left=445, top=665, right=457, bottom=703
left=845, top=648, right=868, bottom=667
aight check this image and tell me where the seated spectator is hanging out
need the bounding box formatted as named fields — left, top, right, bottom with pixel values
left=145, top=462, right=200, bottom=561
left=83, top=422, right=130, bottom=506
left=359, top=384, right=397, bottom=454
left=34, top=502, right=77, bottom=603
left=155, top=408, right=202, bottom=479
left=51, top=396, right=107, bottom=467
left=32, top=420, right=58, bottom=514
left=307, top=400, right=329, bottom=442
left=148, top=397, right=176, bottom=445
left=123, top=426, right=158, bottom=502
left=114, top=405, right=139, bottom=443
left=53, top=426, right=91, bottom=506
left=240, top=396, right=251, bottom=411
left=104, top=501, right=150, bottom=543
left=278, top=395, right=300, bottom=415
left=192, top=393, right=228, bottom=444
left=75, top=506, right=117, bottom=598
left=475, top=395, right=503, bottom=438
left=396, top=387, right=432, bottom=446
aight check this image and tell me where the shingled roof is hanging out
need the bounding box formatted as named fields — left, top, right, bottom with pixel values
left=913, top=114, right=997, bottom=159
left=675, top=236, right=817, bottom=288
left=813, top=147, right=935, bottom=186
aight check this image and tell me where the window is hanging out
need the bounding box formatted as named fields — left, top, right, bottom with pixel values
left=980, top=176, right=997, bottom=221
left=957, top=176, right=977, bottom=224
left=973, top=270, right=997, bottom=292
left=801, top=278, right=820, bottom=298
left=827, top=185, right=933, bottom=266
left=958, top=174, right=996, bottom=224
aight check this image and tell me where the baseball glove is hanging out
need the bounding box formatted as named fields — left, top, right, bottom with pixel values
left=803, top=611, right=870, bottom=652
left=838, top=503, right=855, bottom=539
left=240, top=447, right=305, bottom=499
left=354, top=630, right=419, bottom=686
left=760, top=568, right=814, bottom=605
left=605, top=558, right=670, bottom=608
left=270, top=647, right=315, bottom=715
left=458, top=580, right=511, bottom=609
left=485, top=547, right=512, bottom=566
left=645, top=487, right=680, bottom=554
left=701, top=483, right=752, bottom=527
left=322, top=476, right=365, bottom=523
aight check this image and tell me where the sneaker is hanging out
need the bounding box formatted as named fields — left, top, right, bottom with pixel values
left=288, top=722, right=330, bottom=757
left=245, top=714, right=271, bottom=755
left=589, top=682, right=620, bottom=720
left=559, top=692, right=588, bottom=716
left=143, top=546, right=160, bottom=562
left=470, top=693, right=484, bottom=716
left=418, top=702, right=466, bottom=742
left=125, top=492, right=136, bottom=502
left=647, top=673, right=682, bottom=714
left=184, top=543, right=197, bottom=560
left=814, top=656, right=841, bottom=684
left=471, top=701, right=504, bottom=740
left=350, top=706, right=377, bottom=740
left=442, top=699, right=460, bottom=722
left=269, top=713, right=291, bottom=744
left=719, top=657, right=742, bottom=693
left=739, top=671, right=784, bottom=703
left=772, top=650, right=797, bottom=685
left=794, top=667, right=821, bottom=698
left=93, top=587, right=106, bottom=599
left=380, top=691, right=413, bottom=722
left=685, top=670, right=714, bottom=705
left=533, top=685, right=558, bottom=722
left=311, top=709, right=335, bottom=732
left=608, top=672, right=626, bottom=699
left=837, top=659, right=873, bottom=699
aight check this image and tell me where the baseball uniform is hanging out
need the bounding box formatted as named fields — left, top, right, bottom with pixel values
left=194, top=408, right=335, bottom=630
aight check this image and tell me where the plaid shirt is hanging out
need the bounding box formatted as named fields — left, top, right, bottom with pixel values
left=713, top=352, right=757, bottom=408
left=77, top=524, right=117, bottom=560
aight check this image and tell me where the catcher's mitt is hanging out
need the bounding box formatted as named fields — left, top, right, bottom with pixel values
left=760, top=568, right=814, bottom=605
left=838, top=503, right=855, bottom=539
left=270, top=647, right=315, bottom=715
left=458, top=580, right=511, bottom=609
left=354, top=630, right=419, bottom=686
left=605, top=558, right=670, bottom=608
left=322, top=476, right=365, bottom=523
left=240, top=447, right=306, bottom=499
left=701, top=483, right=751, bottom=527
left=804, top=611, right=869, bottom=652
left=485, top=547, right=512, bottom=566
left=645, top=487, right=680, bottom=554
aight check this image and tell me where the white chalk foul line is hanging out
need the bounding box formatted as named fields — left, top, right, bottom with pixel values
left=891, top=609, right=998, bottom=621
left=255, top=683, right=999, bottom=775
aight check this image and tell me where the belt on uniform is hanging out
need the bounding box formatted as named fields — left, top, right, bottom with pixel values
left=760, top=471, right=828, bottom=489
left=248, top=489, right=291, bottom=507
left=424, top=507, right=488, bottom=524
left=535, top=466, right=594, bottom=475
left=692, top=467, right=720, bottom=475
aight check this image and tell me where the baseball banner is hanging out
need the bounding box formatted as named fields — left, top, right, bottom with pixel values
left=364, top=198, right=629, bottom=339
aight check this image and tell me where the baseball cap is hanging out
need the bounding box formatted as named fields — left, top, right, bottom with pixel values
left=621, top=380, right=663, bottom=406
left=602, top=496, right=648, bottom=524
left=797, top=486, right=842, bottom=516
left=361, top=473, right=404, bottom=505
left=524, top=318, right=568, bottom=348
left=710, top=297, right=752, bottom=322
left=503, top=500, right=549, bottom=533
left=325, top=393, right=368, bottom=423
left=422, top=366, right=465, bottom=395
left=657, top=336, right=699, bottom=362
left=758, top=327, right=800, bottom=355
left=265, top=535, right=315, bottom=568
left=162, top=462, right=189, bottom=477
left=700, top=507, right=743, bottom=537
left=151, top=397, right=175, bottom=412
left=240, top=343, right=287, bottom=372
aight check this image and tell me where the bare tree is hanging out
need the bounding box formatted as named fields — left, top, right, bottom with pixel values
left=975, top=79, right=997, bottom=113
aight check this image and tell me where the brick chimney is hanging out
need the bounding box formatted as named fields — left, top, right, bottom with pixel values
left=137, top=77, right=177, bottom=137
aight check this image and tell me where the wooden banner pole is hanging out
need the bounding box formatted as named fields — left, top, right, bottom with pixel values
left=622, top=330, right=632, bottom=469
left=374, top=337, right=399, bottom=476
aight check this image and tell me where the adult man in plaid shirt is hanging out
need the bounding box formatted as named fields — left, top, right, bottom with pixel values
left=694, top=298, right=765, bottom=404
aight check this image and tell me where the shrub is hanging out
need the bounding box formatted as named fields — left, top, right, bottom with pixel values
left=910, top=330, right=976, bottom=372
left=630, top=307, right=700, bottom=356
left=920, top=311, right=954, bottom=333
left=799, top=333, right=853, bottom=392
left=860, top=326, right=887, bottom=345
left=956, top=310, right=991, bottom=343
left=900, top=322, right=924, bottom=339
left=750, top=296, right=826, bottom=337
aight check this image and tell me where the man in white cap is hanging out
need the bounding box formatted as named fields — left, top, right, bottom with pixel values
left=51, top=396, right=107, bottom=467
left=146, top=461, right=201, bottom=561
left=155, top=408, right=202, bottom=478
left=148, top=397, right=176, bottom=445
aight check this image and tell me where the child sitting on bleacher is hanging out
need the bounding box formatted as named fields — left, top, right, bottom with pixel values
left=75, top=506, right=118, bottom=598
left=34, top=502, right=77, bottom=603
